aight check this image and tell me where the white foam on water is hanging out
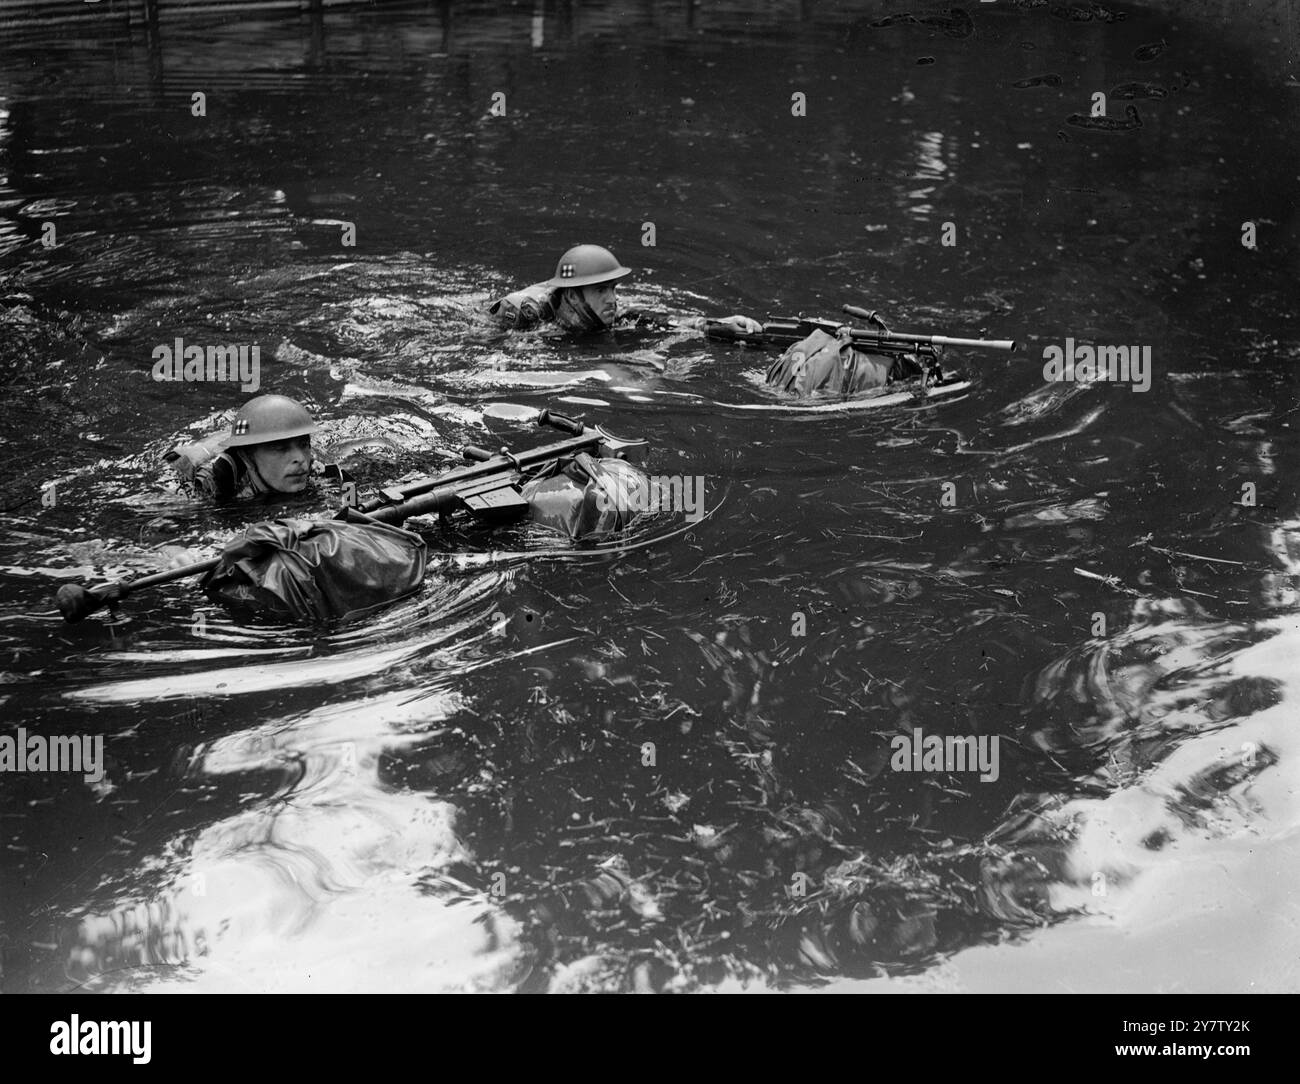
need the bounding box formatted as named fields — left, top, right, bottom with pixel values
left=464, top=369, right=611, bottom=388
left=481, top=401, right=540, bottom=421
left=555, top=396, right=611, bottom=407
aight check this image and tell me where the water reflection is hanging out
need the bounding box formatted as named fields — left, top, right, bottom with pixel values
left=67, top=687, right=527, bottom=993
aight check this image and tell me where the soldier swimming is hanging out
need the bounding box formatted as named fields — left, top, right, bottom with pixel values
left=489, top=244, right=958, bottom=398
left=165, top=394, right=330, bottom=502
left=163, top=393, right=651, bottom=543
left=488, top=243, right=762, bottom=337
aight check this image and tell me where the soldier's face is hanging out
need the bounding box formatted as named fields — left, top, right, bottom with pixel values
left=583, top=282, right=619, bottom=326
left=557, top=282, right=619, bottom=331
left=248, top=436, right=313, bottom=493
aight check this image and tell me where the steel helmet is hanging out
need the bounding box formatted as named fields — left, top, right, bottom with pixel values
left=225, top=395, right=316, bottom=448
left=544, top=244, right=632, bottom=289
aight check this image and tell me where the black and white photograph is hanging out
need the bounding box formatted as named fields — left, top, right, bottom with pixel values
left=0, top=0, right=1295, bottom=1027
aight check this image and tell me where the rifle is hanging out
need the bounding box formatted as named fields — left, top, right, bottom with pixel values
left=354, top=409, right=647, bottom=524
left=56, top=410, right=648, bottom=623
left=704, top=304, right=1017, bottom=356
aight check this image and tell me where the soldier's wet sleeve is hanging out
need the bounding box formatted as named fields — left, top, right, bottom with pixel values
left=165, top=432, right=226, bottom=494
left=194, top=455, right=239, bottom=500
left=189, top=459, right=216, bottom=498
left=488, top=283, right=556, bottom=331
left=488, top=296, right=524, bottom=329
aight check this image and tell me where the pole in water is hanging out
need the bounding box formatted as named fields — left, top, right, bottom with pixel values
left=55, top=557, right=221, bottom=624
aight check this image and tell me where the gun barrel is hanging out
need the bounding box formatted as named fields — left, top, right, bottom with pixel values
left=843, top=328, right=1016, bottom=352
left=706, top=316, right=1015, bottom=352
left=923, top=334, right=1017, bottom=352
left=840, top=317, right=1016, bottom=351
left=364, top=486, right=459, bottom=525
left=841, top=310, right=1016, bottom=350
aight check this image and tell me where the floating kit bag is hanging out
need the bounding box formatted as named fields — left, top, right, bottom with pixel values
left=521, top=453, right=650, bottom=540
left=202, top=518, right=427, bottom=623
left=765, top=328, right=924, bottom=398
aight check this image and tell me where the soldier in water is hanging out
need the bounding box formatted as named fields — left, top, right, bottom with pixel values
left=488, top=243, right=930, bottom=396
left=488, top=243, right=761, bottom=337
left=165, top=395, right=336, bottom=502
left=163, top=393, right=646, bottom=543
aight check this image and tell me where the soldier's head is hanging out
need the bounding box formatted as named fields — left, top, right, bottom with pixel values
left=546, top=244, right=631, bottom=332
left=226, top=395, right=316, bottom=494
left=555, top=281, right=620, bottom=332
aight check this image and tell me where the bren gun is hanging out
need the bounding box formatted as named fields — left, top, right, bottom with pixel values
left=351, top=409, right=647, bottom=525
left=703, top=304, right=1017, bottom=355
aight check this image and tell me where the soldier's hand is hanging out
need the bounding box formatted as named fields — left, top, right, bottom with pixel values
left=719, top=315, right=762, bottom=334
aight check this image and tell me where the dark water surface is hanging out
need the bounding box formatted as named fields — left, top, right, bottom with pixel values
left=1, top=1, right=1297, bottom=992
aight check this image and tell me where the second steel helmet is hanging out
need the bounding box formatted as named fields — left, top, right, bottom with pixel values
left=544, top=244, right=632, bottom=289
left=226, top=395, right=316, bottom=448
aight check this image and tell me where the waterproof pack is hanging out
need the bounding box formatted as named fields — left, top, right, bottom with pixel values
left=521, top=454, right=650, bottom=540
left=765, top=328, right=923, bottom=397
left=201, top=517, right=427, bottom=623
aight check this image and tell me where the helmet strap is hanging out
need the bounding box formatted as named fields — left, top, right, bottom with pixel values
left=233, top=448, right=274, bottom=495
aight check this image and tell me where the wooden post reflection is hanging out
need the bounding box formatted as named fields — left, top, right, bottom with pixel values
left=144, top=0, right=163, bottom=98
left=439, top=0, right=453, bottom=53
left=307, top=0, right=325, bottom=70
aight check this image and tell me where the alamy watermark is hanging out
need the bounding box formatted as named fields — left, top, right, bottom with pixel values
left=1042, top=338, right=1151, bottom=392
left=594, top=474, right=706, bottom=522
left=151, top=339, right=261, bottom=392
left=49, top=1015, right=151, bottom=1065
left=1, top=728, right=104, bottom=784
left=890, top=727, right=1000, bottom=782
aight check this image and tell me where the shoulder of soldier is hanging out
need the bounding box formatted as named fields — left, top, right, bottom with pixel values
left=166, top=429, right=227, bottom=463
left=163, top=431, right=245, bottom=501
left=194, top=451, right=248, bottom=501
left=165, top=431, right=226, bottom=486
left=488, top=281, right=558, bottom=330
